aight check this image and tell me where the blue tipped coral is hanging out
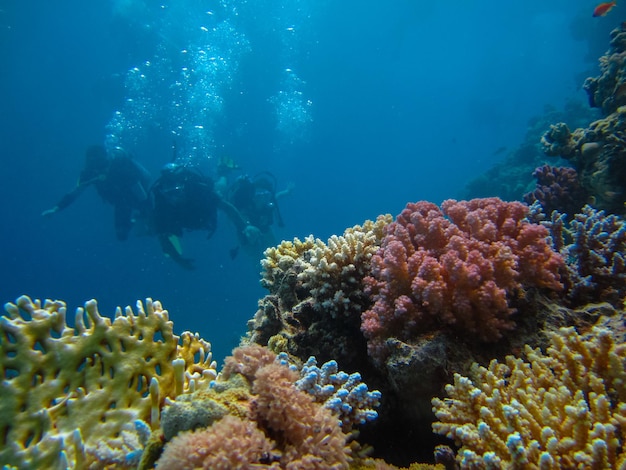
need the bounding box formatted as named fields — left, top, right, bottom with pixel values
left=537, top=203, right=626, bottom=306
left=280, top=353, right=382, bottom=429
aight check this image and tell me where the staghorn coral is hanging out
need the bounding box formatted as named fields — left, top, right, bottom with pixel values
left=246, top=215, right=392, bottom=368
left=536, top=203, right=626, bottom=307
left=361, top=198, right=564, bottom=364
left=0, top=295, right=217, bottom=469
left=292, top=354, right=381, bottom=431
left=432, top=325, right=626, bottom=469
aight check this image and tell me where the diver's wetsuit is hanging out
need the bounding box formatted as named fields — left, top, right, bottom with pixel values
left=151, top=166, right=219, bottom=237
left=52, top=146, right=151, bottom=241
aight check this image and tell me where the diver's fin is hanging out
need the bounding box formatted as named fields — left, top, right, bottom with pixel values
left=168, top=235, right=183, bottom=256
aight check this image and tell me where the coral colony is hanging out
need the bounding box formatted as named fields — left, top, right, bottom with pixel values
left=5, top=25, right=626, bottom=470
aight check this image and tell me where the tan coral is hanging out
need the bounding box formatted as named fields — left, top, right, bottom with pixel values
left=432, top=325, right=626, bottom=469
left=299, top=215, right=393, bottom=318
left=247, top=215, right=392, bottom=366
left=0, top=295, right=217, bottom=469
left=257, top=215, right=392, bottom=318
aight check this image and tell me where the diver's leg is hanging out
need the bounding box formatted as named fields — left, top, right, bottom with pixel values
left=114, top=204, right=133, bottom=241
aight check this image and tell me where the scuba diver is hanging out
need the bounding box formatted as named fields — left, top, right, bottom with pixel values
left=42, top=145, right=151, bottom=241
left=225, top=172, right=293, bottom=259
left=149, top=162, right=258, bottom=270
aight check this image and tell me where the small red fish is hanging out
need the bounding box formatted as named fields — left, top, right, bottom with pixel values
left=593, top=1, right=617, bottom=17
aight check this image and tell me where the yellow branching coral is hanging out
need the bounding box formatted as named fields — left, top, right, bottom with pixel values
left=432, top=326, right=626, bottom=469
left=262, top=236, right=317, bottom=276
left=0, top=295, right=217, bottom=469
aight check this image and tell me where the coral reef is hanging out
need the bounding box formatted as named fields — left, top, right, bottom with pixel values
left=466, top=27, right=626, bottom=212
left=540, top=26, right=626, bottom=214
left=541, top=110, right=626, bottom=213
left=246, top=215, right=392, bottom=369
left=0, top=297, right=381, bottom=469
left=583, top=24, right=626, bottom=115
left=245, top=199, right=574, bottom=466
left=0, top=295, right=216, bottom=469
left=156, top=344, right=380, bottom=469
left=523, top=164, right=589, bottom=218
left=432, top=325, right=626, bottom=469
left=462, top=101, right=592, bottom=202
left=362, top=198, right=564, bottom=364
left=5, top=202, right=626, bottom=468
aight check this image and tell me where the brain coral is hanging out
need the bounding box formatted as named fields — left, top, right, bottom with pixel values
left=362, top=198, right=564, bottom=363
left=0, top=295, right=217, bottom=469
left=432, top=325, right=626, bottom=469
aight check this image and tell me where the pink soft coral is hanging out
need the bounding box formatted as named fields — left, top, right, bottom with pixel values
left=157, top=345, right=352, bottom=469
left=362, top=198, right=563, bottom=363
left=156, top=415, right=276, bottom=469
left=221, top=342, right=277, bottom=382
left=251, top=362, right=351, bottom=469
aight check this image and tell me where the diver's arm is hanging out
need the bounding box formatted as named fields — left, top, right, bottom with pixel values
left=42, top=182, right=89, bottom=216
left=218, top=198, right=261, bottom=245
left=275, top=182, right=295, bottom=200
left=218, top=198, right=248, bottom=233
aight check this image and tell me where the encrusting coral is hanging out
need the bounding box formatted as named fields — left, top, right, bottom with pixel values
left=0, top=295, right=217, bottom=469
left=246, top=198, right=579, bottom=464
left=432, top=325, right=626, bottom=469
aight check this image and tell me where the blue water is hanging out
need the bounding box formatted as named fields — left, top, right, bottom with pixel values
left=0, top=0, right=621, bottom=363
